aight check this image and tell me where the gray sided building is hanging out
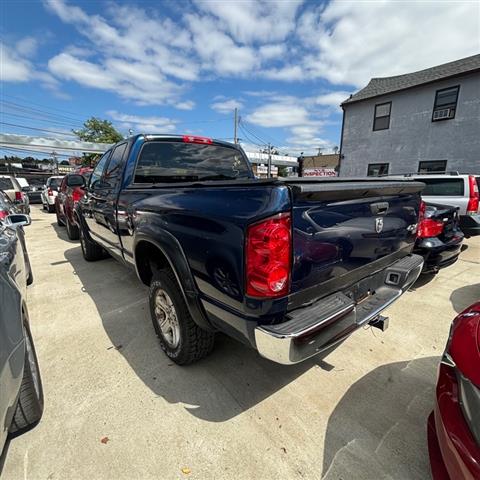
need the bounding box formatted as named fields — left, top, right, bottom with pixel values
left=339, top=54, right=480, bottom=177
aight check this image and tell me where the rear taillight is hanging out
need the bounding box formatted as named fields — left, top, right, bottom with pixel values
left=417, top=218, right=444, bottom=238
left=72, top=189, right=83, bottom=203
left=47, top=188, right=53, bottom=196
left=15, top=191, right=23, bottom=201
left=0, top=210, right=8, bottom=220
left=246, top=212, right=291, bottom=298
left=466, top=175, right=479, bottom=215
left=416, top=201, right=444, bottom=238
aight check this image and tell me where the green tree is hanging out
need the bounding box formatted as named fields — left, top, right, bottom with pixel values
left=72, top=117, right=123, bottom=166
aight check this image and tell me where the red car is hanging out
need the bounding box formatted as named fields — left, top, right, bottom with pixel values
left=428, top=302, right=480, bottom=480
left=55, top=172, right=90, bottom=240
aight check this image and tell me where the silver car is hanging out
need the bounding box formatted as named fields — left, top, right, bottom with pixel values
left=0, top=214, right=43, bottom=456
left=409, top=173, right=480, bottom=237
left=0, top=175, right=30, bottom=214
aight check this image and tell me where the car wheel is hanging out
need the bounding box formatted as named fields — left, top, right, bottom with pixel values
left=66, top=216, right=79, bottom=240
left=56, top=207, right=65, bottom=226
left=9, top=319, right=43, bottom=436
left=47, top=203, right=55, bottom=213
left=79, top=224, right=106, bottom=261
left=149, top=269, right=215, bottom=365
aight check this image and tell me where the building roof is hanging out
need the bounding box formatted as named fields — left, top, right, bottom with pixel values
left=342, top=54, right=480, bottom=106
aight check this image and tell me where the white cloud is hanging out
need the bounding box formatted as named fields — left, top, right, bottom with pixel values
left=297, top=0, right=480, bottom=87
left=193, top=0, right=302, bottom=44
left=246, top=98, right=310, bottom=128
left=0, top=42, right=32, bottom=82
left=16, top=37, right=38, bottom=57
left=315, top=91, right=352, bottom=110
left=211, top=99, right=243, bottom=114
left=175, top=100, right=196, bottom=111
left=107, top=110, right=178, bottom=133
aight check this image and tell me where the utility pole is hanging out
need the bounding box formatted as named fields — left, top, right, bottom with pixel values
left=234, top=108, right=238, bottom=144
left=51, top=151, right=58, bottom=174
left=267, top=143, right=272, bottom=178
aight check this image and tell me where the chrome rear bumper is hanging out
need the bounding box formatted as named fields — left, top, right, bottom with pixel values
left=254, top=254, right=423, bottom=364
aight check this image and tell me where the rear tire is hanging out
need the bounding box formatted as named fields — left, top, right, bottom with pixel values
left=149, top=269, right=215, bottom=365
left=66, top=216, right=79, bottom=240
left=9, top=320, right=43, bottom=436
left=47, top=204, right=55, bottom=213
left=56, top=206, right=65, bottom=226
left=79, top=224, right=106, bottom=261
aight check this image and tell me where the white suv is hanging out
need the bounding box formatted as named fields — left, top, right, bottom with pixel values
left=408, top=173, right=480, bottom=237
left=41, top=176, right=64, bottom=213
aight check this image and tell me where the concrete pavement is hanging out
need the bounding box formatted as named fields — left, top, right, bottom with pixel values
left=2, top=205, right=479, bottom=480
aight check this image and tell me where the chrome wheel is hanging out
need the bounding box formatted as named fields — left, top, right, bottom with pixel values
left=154, top=289, right=180, bottom=348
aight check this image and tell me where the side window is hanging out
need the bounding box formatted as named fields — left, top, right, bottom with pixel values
left=373, top=102, right=391, bottom=131
left=60, top=177, right=67, bottom=191
left=89, top=151, right=111, bottom=188
left=103, top=143, right=127, bottom=188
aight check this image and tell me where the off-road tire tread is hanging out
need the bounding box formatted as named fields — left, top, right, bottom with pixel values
left=149, top=269, right=214, bottom=365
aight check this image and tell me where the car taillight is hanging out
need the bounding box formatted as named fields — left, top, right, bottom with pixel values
left=246, top=212, right=291, bottom=298
left=466, top=175, right=479, bottom=215
left=182, top=135, right=213, bottom=145
left=72, top=189, right=83, bottom=203
left=47, top=188, right=53, bottom=196
left=15, top=191, right=23, bottom=201
left=0, top=210, right=8, bottom=220
left=416, top=201, right=444, bottom=238
left=417, top=218, right=444, bottom=238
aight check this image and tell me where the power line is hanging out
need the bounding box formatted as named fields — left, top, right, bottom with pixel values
left=0, top=122, right=78, bottom=137
left=238, top=124, right=264, bottom=148
left=0, top=112, right=84, bottom=129
left=2, top=95, right=83, bottom=121
left=1, top=146, right=72, bottom=158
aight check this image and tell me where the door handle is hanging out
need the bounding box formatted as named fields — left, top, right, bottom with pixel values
left=370, top=202, right=389, bottom=215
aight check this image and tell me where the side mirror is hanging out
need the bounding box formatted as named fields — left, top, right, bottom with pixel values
left=5, top=214, right=31, bottom=227
left=67, top=174, right=86, bottom=188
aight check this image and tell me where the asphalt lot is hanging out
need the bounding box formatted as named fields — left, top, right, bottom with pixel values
left=2, top=205, right=479, bottom=480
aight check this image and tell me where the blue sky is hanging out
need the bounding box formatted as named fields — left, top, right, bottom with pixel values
left=1, top=0, right=479, bottom=158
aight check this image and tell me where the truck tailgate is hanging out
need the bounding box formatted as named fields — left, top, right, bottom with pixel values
left=286, top=179, right=424, bottom=303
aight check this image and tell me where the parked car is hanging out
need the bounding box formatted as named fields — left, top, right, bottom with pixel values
left=414, top=201, right=464, bottom=273
left=41, top=176, right=64, bottom=213
left=75, top=134, right=425, bottom=365
left=407, top=173, right=480, bottom=237
left=428, top=302, right=480, bottom=480
left=0, top=213, right=43, bottom=456
left=0, top=175, right=30, bottom=214
left=55, top=173, right=89, bottom=240
left=24, top=178, right=44, bottom=204
left=0, top=189, right=18, bottom=221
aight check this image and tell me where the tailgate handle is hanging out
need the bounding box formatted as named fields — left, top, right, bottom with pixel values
left=370, top=202, right=389, bottom=215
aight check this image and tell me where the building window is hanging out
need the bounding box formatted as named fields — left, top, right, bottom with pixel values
left=418, top=160, right=447, bottom=173
left=432, top=86, right=459, bottom=121
left=373, top=102, right=391, bottom=131
left=367, top=163, right=389, bottom=176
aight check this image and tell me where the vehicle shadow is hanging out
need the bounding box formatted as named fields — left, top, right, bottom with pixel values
left=63, top=246, right=331, bottom=422
left=321, top=356, right=438, bottom=480
left=51, top=221, right=77, bottom=244
left=450, top=283, right=480, bottom=313
left=409, top=272, right=436, bottom=290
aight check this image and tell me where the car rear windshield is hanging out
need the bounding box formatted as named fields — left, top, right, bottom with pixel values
left=134, top=141, right=251, bottom=183
left=49, top=178, right=62, bottom=188
left=418, top=178, right=464, bottom=196
left=0, top=178, right=14, bottom=190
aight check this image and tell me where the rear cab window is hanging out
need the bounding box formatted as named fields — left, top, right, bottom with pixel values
left=417, top=178, right=465, bottom=196
left=134, top=141, right=252, bottom=183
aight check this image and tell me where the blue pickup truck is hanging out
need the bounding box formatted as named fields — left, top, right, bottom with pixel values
left=75, top=134, right=424, bottom=365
